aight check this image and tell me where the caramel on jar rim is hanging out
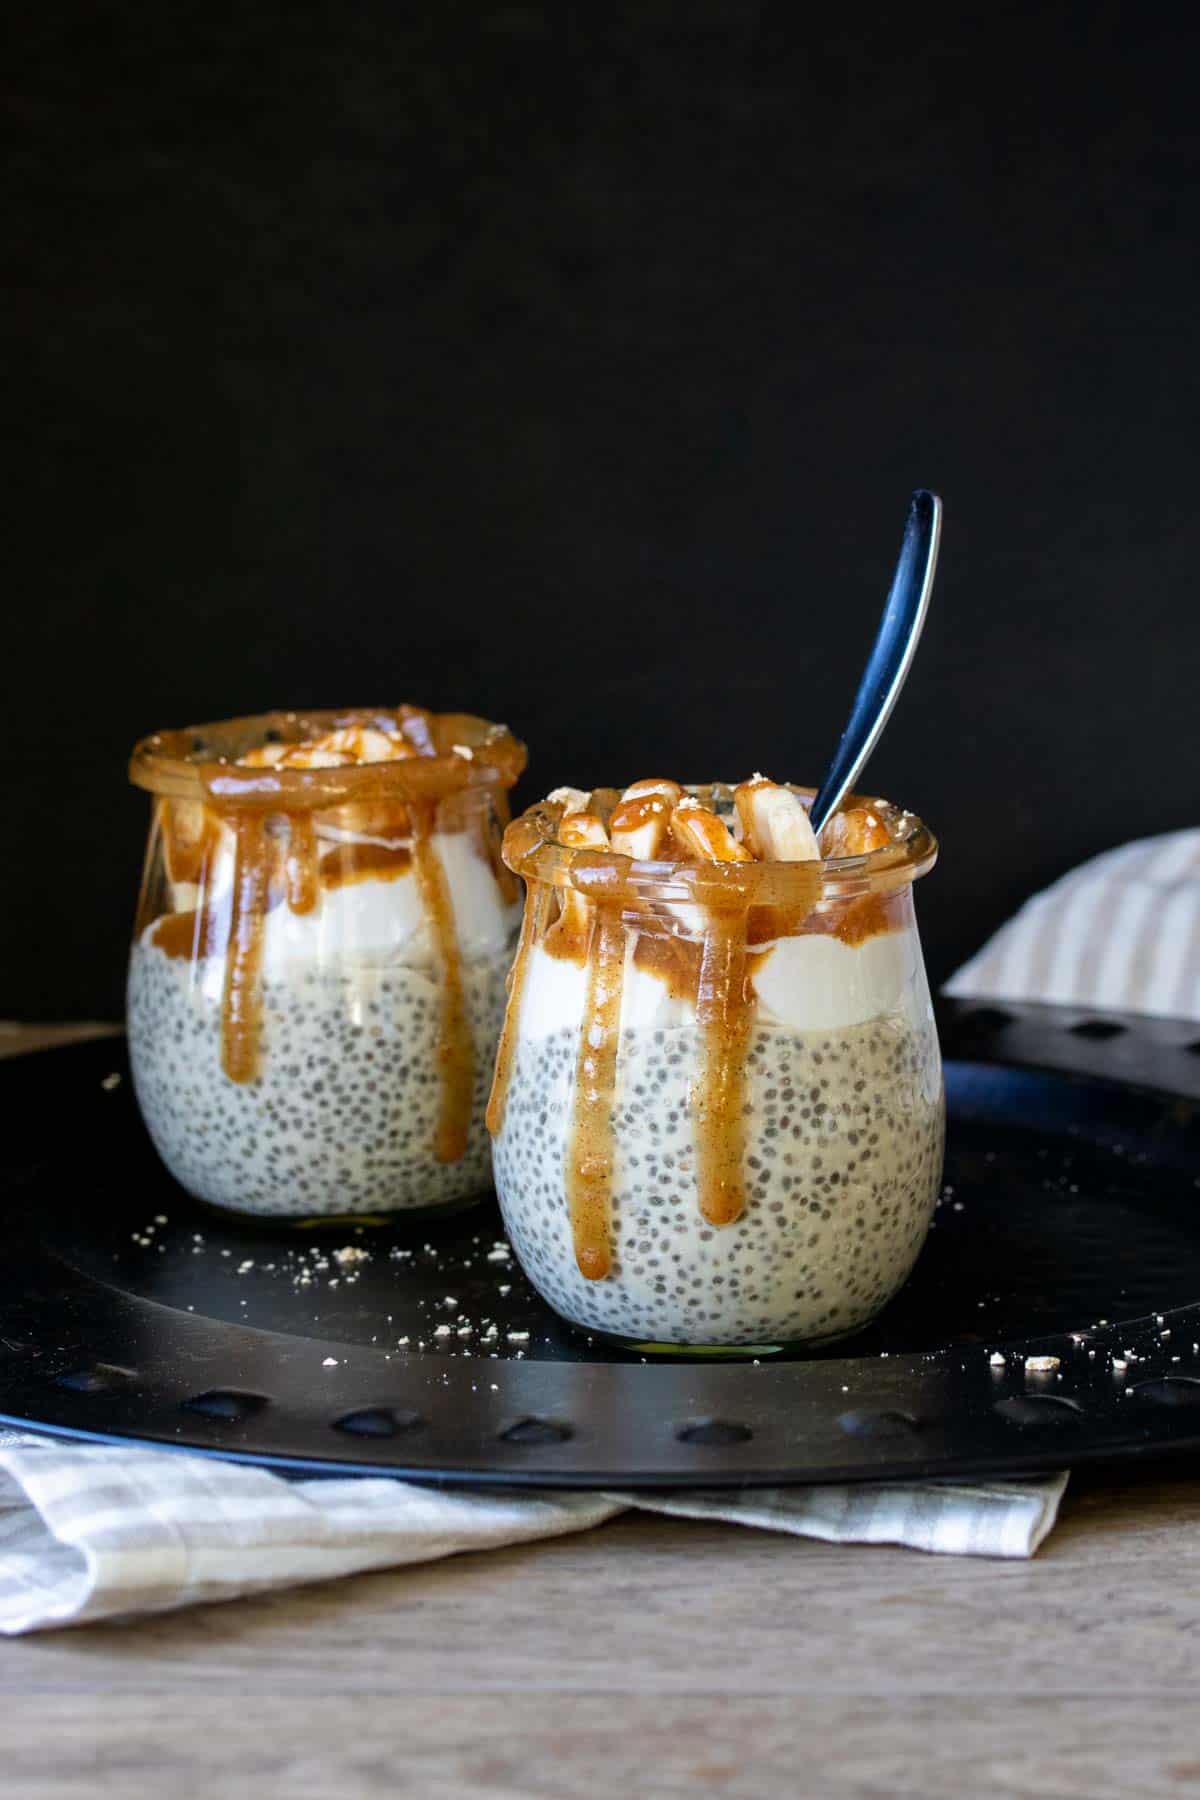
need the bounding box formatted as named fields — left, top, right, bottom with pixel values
left=502, top=784, right=936, bottom=907
left=130, top=707, right=527, bottom=811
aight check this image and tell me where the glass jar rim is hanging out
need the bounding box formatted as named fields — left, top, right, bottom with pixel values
left=129, top=708, right=527, bottom=810
left=502, top=785, right=937, bottom=903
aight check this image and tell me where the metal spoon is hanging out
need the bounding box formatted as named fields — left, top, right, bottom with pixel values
left=808, top=488, right=942, bottom=840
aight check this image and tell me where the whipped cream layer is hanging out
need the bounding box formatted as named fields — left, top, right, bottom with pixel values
left=515, top=922, right=924, bottom=1041
left=147, top=822, right=518, bottom=1001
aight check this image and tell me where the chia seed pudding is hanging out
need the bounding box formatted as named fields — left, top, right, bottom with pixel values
left=126, top=706, right=525, bottom=1220
left=129, top=947, right=511, bottom=1217
left=488, top=776, right=944, bottom=1348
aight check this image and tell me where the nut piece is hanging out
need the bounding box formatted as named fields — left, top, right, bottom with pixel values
left=733, top=776, right=820, bottom=862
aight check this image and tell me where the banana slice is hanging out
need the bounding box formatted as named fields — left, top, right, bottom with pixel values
left=733, top=776, right=820, bottom=862
left=819, top=805, right=891, bottom=858
left=312, top=727, right=409, bottom=764
left=396, top=704, right=437, bottom=756
left=240, top=727, right=406, bottom=770
left=269, top=745, right=355, bottom=769
left=610, top=779, right=683, bottom=859
left=239, top=743, right=290, bottom=768
left=558, top=812, right=611, bottom=854
left=546, top=811, right=612, bottom=958
left=670, top=797, right=753, bottom=863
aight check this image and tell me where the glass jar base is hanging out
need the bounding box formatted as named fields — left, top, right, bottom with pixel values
left=576, top=1316, right=872, bottom=1360
left=187, top=1189, right=488, bottom=1232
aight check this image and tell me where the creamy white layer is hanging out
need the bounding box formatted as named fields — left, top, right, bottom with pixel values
left=514, top=923, right=923, bottom=1040
left=150, top=825, right=518, bottom=1001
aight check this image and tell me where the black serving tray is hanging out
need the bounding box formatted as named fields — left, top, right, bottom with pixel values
left=2, top=999, right=1199, bottom=1488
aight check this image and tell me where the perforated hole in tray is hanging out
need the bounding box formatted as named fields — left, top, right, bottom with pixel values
left=182, top=1389, right=270, bottom=1422
left=838, top=1409, right=922, bottom=1439
left=501, top=1418, right=573, bottom=1446
left=1130, top=1378, right=1200, bottom=1407
left=334, top=1408, right=424, bottom=1438
left=994, top=1395, right=1084, bottom=1426
left=55, top=1363, right=137, bottom=1394
left=676, top=1419, right=753, bottom=1447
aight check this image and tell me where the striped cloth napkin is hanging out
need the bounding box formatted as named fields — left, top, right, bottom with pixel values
left=0, top=1434, right=1067, bottom=1633
left=945, top=829, right=1200, bottom=1018
left=2, top=826, right=1194, bottom=1632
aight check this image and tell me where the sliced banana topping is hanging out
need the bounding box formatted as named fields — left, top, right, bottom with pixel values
left=396, top=704, right=437, bottom=756
left=818, top=805, right=892, bottom=857
left=670, top=796, right=754, bottom=863
left=609, top=779, right=683, bottom=859
left=547, top=776, right=895, bottom=867
left=240, top=724, right=413, bottom=769
left=557, top=812, right=612, bottom=854
left=733, top=776, right=820, bottom=862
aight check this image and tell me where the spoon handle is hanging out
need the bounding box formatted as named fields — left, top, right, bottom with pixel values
left=808, top=489, right=942, bottom=840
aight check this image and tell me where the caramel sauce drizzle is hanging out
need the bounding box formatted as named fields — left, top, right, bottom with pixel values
left=806, top=890, right=892, bottom=947
left=608, top=791, right=660, bottom=840
left=486, top=878, right=552, bottom=1137
left=318, top=840, right=413, bottom=889
left=286, top=814, right=320, bottom=913
left=628, top=926, right=701, bottom=999
left=542, top=888, right=591, bottom=962
left=691, top=906, right=754, bottom=1227
left=411, top=800, right=474, bottom=1165
left=220, top=817, right=270, bottom=1084
left=153, top=890, right=234, bottom=963
left=564, top=900, right=626, bottom=1281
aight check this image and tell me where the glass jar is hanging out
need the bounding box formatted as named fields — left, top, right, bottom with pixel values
left=487, top=785, right=943, bottom=1351
left=127, top=708, right=526, bottom=1221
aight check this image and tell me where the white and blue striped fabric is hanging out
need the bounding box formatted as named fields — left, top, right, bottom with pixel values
left=0, top=1432, right=1067, bottom=1634
left=945, top=830, right=1200, bottom=1019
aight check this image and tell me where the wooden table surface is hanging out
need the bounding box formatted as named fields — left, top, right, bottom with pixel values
left=4, top=1026, right=1200, bottom=1799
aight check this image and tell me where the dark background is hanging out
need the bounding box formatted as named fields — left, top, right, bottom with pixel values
left=6, top=6, right=1198, bottom=1022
